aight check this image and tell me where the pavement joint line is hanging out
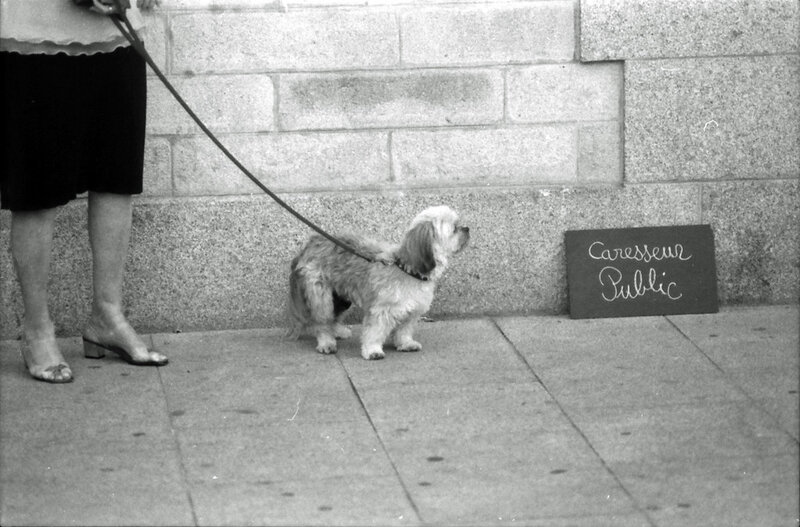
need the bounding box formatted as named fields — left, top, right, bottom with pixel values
left=663, top=316, right=729, bottom=375
left=488, top=316, right=659, bottom=527
left=664, top=316, right=800, bottom=446
left=336, top=353, right=426, bottom=526
left=157, top=363, right=200, bottom=526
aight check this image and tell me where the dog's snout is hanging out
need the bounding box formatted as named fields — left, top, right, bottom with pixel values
left=461, top=226, right=470, bottom=234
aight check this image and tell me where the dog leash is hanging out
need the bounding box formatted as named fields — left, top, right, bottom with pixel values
left=77, top=0, right=379, bottom=265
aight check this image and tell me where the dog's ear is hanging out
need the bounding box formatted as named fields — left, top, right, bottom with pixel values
left=397, top=221, right=436, bottom=277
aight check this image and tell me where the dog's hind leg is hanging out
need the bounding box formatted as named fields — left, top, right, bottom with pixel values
left=306, top=281, right=339, bottom=355
left=332, top=290, right=352, bottom=340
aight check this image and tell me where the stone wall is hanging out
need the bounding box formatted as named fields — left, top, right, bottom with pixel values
left=1, top=0, right=797, bottom=338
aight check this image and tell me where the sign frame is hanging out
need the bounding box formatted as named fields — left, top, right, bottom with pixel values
left=565, top=225, right=719, bottom=319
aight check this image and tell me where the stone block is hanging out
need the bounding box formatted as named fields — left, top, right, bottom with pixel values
left=401, top=2, right=574, bottom=66
left=507, top=62, right=622, bottom=123
left=170, top=10, right=399, bottom=74
left=0, top=205, right=94, bottom=339
left=147, top=74, right=274, bottom=135
left=138, top=10, right=168, bottom=75
left=625, top=55, right=800, bottom=183
left=1, top=228, right=20, bottom=338
left=279, top=69, right=504, bottom=130
left=702, top=180, right=800, bottom=304
left=391, top=126, right=577, bottom=187
left=172, top=131, right=389, bottom=195
left=581, top=0, right=800, bottom=61
left=142, top=137, right=172, bottom=197
left=0, top=184, right=704, bottom=338
left=578, top=121, right=621, bottom=184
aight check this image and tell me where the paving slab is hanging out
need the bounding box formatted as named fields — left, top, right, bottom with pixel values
left=612, top=455, right=800, bottom=527
left=566, top=401, right=798, bottom=465
left=668, top=305, right=800, bottom=439
left=188, top=476, right=420, bottom=527
left=667, top=305, right=798, bottom=367
left=153, top=329, right=367, bottom=427
left=176, top=420, right=394, bottom=485
left=1, top=434, right=191, bottom=527
left=403, top=466, right=638, bottom=526
left=0, top=337, right=191, bottom=526
left=351, top=381, right=566, bottom=431
left=494, top=315, right=747, bottom=409
left=336, top=318, right=531, bottom=387
left=1, top=338, right=170, bottom=439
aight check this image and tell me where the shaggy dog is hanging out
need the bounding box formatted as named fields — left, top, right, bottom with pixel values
left=289, top=206, right=469, bottom=360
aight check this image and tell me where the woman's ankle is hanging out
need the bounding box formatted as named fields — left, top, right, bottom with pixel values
left=21, top=318, right=56, bottom=342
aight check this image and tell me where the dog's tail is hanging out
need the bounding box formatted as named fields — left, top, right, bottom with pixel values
left=286, top=255, right=310, bottom=340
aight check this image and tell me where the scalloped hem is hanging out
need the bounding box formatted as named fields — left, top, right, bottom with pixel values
left=0, top=38, right=131, bottom=56
left=0, top=3, right=144, bottom=55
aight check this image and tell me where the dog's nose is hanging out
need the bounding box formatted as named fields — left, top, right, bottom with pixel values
left=462, top=226, right=470, bottom=234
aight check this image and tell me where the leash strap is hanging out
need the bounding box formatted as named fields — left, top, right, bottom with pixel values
left=98, top=1, right=376, bottom=264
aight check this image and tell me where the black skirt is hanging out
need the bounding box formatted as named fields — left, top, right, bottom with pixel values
left=0, top=46, right=146, bottom=211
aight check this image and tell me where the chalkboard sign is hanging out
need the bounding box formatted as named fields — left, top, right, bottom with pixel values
left=565, top=225, right=718, bottom=319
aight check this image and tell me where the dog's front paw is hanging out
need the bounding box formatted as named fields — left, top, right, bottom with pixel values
left=315, top=333, right=338, bottom=355
left=361, top=347, right=385, bottom=360
left=315, top=338, right=338, bottom=354
left=396, top=340, right=422, bottom=352
left=316, top=343, right=337, bottom=354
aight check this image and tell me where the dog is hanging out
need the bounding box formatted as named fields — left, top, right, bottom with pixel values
left=288, top=205, right=469, bottom=360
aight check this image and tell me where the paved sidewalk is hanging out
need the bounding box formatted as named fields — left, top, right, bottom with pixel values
left=1, top=305, right=798, bottom=527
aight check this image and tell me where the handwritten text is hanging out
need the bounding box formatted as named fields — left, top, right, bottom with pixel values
left=599, top=266, right=683, bottom=302
left=589, top=242, right=692, bottom=264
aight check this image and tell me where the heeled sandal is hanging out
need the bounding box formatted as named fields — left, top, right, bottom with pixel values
left=83, top=337, right=169, bottom=366
left=20, top=339, right=74, bottom=384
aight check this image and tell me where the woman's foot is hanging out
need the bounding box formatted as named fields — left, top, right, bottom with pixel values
left=83, top=311, right=167, bottom=366
left=20, top=326, right=73, bottom=384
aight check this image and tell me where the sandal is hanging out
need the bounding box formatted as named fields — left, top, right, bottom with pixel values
left=20, top=337, right=74, bottom=384
left=83, top=337, right=168, bottom=366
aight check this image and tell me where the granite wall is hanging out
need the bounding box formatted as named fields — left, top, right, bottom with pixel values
left=1, top=0, right=797, bottom=338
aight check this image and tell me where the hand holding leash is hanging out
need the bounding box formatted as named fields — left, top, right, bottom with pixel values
left=74, top=0, right=158, bottom=15
left=72, top=0, right=127, bottom=15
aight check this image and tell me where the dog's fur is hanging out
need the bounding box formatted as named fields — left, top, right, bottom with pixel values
left=288, top=206, right=469, bottom=360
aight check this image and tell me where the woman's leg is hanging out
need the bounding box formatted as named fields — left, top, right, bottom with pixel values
left=83, top=191, right=166, bottom=363
left=10, top=208, right=73, bottom=382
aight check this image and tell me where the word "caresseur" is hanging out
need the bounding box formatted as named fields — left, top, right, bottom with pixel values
left=588, top=242, right=693, bottom=263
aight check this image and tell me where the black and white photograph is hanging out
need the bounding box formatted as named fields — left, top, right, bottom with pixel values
left=1, top=0, right=798, bottom=525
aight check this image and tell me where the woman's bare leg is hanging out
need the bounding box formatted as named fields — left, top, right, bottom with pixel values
left=83, top=192, right=166, bottom=363
left=10, top=208, right=72, bottom=382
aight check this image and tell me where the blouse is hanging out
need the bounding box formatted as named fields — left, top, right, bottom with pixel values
left=0, top=0, right=145, bottom=55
